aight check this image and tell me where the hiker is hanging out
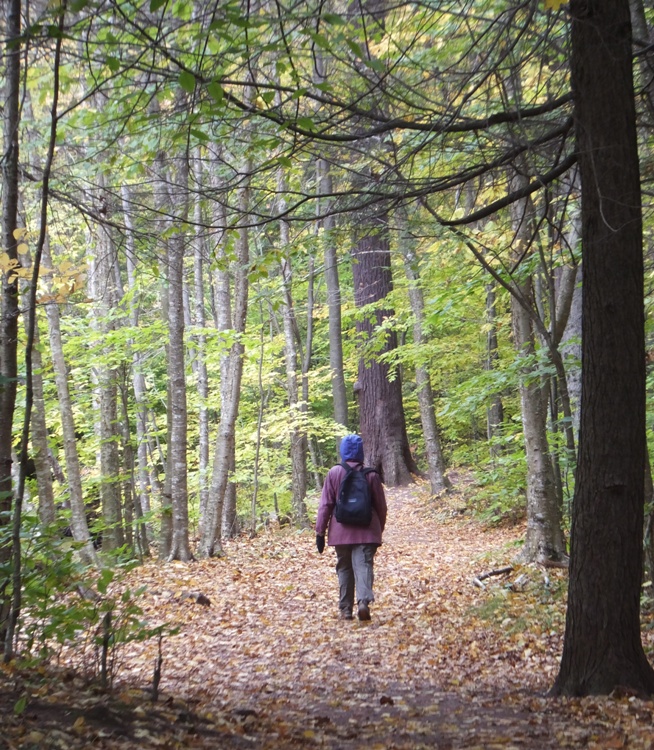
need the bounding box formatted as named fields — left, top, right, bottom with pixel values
left=315, top=434, right=387, bottom=621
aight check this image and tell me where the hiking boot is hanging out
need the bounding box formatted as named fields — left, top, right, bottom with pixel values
left=339, top=611, right=353, bottom=621
left=357, top=601, right=371, bottom=621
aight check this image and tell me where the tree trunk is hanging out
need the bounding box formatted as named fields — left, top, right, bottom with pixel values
left=0, top=0, right=21, bottom=640
left=43, top=238, right=97, bottom=566
left=560, top=264, right=582, bottom=436
left=165, top=158, right=193, bottom=562
left=398, top=214, right=450, bottom=495
left=118, top=374, right=148, bottom=557
left=191, top=149, right=210, bottom=525
left=151, top=132, right=193, bottom=561
left=484, top=281, right=504, bottom=457
left=509, top=192, right=567, bottom=565
left=318, top=158, right=348, bottom=433
left=91, top=212, right=124, bottom=554
left=22, top=304, right=55, bottom=526
left=199, top=145, right=251, bottom=557
left=303, top=232, right=322, bottom=491
left=121, top=185, right=154, bottom=544
left=278, top=171, right=309, bottom=526
left=511, top=286, right=567, bottom=564
left=630, top=0, right=654, bottom=122
left=352, top=213, right=418, bottom=485
left=552, top=0, right=654, bottom=696
left=204, top=152, right=239, bottom=540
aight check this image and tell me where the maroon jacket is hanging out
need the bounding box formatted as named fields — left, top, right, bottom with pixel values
left=316, top=461, right=387, bottom=546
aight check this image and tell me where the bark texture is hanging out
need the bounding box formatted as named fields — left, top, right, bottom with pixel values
left=352, top=215, right=417, bottom=486
left=552, top=0, right=654, bottom=696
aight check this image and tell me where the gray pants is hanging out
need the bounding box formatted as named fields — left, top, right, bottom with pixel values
left=334, top=543, right=378, bottom=616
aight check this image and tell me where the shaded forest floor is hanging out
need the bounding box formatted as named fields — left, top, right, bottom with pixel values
left=3, top=481, right=654, bottom=748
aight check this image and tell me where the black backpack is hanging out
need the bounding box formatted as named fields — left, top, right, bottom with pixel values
left=335, top=462, right=375, bottom=527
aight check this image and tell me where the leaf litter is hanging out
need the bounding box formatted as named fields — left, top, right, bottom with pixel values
left=1, top=482, right=653, bottom=748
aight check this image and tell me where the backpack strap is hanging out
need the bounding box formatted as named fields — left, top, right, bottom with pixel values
left=339, top=463, right=378, bottom=483
left=340, top=462, right=377, bottom=475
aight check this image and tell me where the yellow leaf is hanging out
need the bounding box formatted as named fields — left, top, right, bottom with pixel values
left=543, top=0, right=568, bottom=9
left=0, top=252, right=19, bottom=271
left=12, top=227, right=28, bottom=240
left=73, top=716, right=86, bottom=732
left=17, top=243, right=29, bottom=254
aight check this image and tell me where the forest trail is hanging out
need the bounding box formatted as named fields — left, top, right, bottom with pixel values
left=3, top=483, right=654, bottom=748
left=115, top=482, right=652, bottom=749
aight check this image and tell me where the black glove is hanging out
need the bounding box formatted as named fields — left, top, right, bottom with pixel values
left=316, top=534, right=325, bottom=554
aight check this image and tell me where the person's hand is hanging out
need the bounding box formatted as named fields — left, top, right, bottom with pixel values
left=316, top=534, right=325, bottom=554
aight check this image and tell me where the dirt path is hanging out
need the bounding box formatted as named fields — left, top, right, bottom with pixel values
left=3, top=484, right=653, bottom=748
left=114, top=484, right=653, bottom=748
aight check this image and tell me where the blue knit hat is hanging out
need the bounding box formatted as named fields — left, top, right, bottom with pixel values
left=340, top=434, right=364, bottom=462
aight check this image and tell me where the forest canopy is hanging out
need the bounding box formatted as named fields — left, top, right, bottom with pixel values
left=1, top=0, right=654, bottom=698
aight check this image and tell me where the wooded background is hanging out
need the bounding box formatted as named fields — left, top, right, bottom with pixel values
left=1, top=0, right=654, bottom=696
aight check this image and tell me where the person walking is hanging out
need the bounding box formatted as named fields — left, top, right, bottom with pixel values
left=315, top=434, right=387, bottom=621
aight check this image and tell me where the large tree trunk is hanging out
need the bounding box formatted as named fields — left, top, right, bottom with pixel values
left=630, top=0, right=654, bottom=122
left=552, top=0, right=654, bottom=696
left=352, top=213, right=418, bottom=486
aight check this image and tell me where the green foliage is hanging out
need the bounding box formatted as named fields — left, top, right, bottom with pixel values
left=4, top=514, right=175, bottom=685
left=465, top=439, right=528, bottom=525
left=469, top=572, right=568, bottom=637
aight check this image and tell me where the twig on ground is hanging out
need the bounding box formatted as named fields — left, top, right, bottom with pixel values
left=472, top=565, right=514, bottom=589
